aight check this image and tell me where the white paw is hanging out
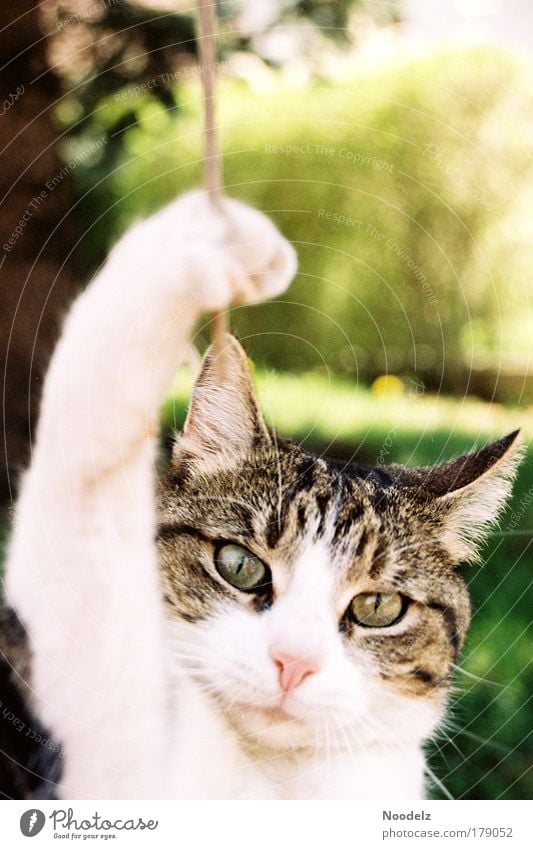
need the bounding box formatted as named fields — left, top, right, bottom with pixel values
left=216, top=193, right=298, bottom=302
left=164, top=190, right=297, bottom=313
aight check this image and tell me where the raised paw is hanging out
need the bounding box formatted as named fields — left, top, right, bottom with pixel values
left=146, top=189, right=298, bottom=314
left=216, top=193, right=298, bottom=304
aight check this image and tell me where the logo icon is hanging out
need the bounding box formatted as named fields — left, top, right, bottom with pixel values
left=20, top=809, right=46, bottom=837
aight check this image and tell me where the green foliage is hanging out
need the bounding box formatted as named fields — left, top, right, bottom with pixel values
left=73, top=45, right=533, bottom=393
left=58, top=0, right=369, bottom=276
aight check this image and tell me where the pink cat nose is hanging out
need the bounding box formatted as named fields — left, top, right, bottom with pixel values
left=271, top=649, right=320, bottom=692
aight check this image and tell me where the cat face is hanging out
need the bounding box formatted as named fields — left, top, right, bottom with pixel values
left=157, top=337, right=520, bottom=754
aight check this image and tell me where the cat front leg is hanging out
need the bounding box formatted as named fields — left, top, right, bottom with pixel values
left=4, top=190, right=296, bottom=799
left=35, top=189, right=296, bottom=484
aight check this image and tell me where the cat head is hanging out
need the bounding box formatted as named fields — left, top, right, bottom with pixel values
left=157, top=336, right=521, bottom=754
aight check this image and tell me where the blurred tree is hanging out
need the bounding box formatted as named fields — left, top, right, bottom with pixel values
left=0, top=0, right=197, bottom=507
left=0, top=0, right=388, bottom=507
left=42, top=0, right=372, bottom=269
left=0, top=0, right=79, bottom=509
left=42, top=0, right=198, bottom=269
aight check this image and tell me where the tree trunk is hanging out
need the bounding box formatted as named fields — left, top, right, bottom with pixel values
left=0, top=0, right=79, bottom=509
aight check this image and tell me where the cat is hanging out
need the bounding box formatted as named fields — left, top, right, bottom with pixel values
left=0, top=189, right=522, bottom=800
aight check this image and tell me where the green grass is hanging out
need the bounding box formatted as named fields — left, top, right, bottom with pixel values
left=163, top=366, right=531, bottom=457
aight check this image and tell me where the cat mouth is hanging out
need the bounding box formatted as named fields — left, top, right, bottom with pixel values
left=240, top=699, right=305, bottom=727
left=232, top=699, right=319, bottom=751
left=254, top=704, right=295, bottom=723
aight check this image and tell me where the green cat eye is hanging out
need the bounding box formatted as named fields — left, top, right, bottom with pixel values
left=350, top=592, right=407, bottom=628
left=215, top=543, right=269, bottom=592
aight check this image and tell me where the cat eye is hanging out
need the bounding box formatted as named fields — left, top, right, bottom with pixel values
left=349, top=592, right=407, bottom=628
left=215, top=543, right=270, bottom=592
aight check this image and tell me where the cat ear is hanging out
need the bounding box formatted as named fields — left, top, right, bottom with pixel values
left=172, top=334, right=271, bottom=473
left=419, top=431, right=523, bottom=562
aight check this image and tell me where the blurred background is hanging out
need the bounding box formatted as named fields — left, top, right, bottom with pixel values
left=0, top=0, right=531, bottom=799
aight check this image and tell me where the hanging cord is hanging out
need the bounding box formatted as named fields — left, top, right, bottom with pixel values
left=197, top=1, right=228, bottom=363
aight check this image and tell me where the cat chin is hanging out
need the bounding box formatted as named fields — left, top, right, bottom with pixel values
left=230, top=684, right=447, bottom=756
left=231, top=706, right=319, bottom=752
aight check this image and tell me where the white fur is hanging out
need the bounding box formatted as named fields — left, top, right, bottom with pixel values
left=4, top=190, right=296, bottom=799
left=172, top=537, right=439, bottom=799
left=5, top=189, right=436, bottom=800
left=440, top=445, right=524, bottom=562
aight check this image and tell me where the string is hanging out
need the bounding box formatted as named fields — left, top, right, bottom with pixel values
left=196, top=1, right=228, bottom=365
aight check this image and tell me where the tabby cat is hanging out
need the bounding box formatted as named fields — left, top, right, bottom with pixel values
left=0, top=190, right=521, bottom=799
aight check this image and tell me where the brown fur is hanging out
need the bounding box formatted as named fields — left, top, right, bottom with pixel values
left=156, top=337, right=521, bottom=711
